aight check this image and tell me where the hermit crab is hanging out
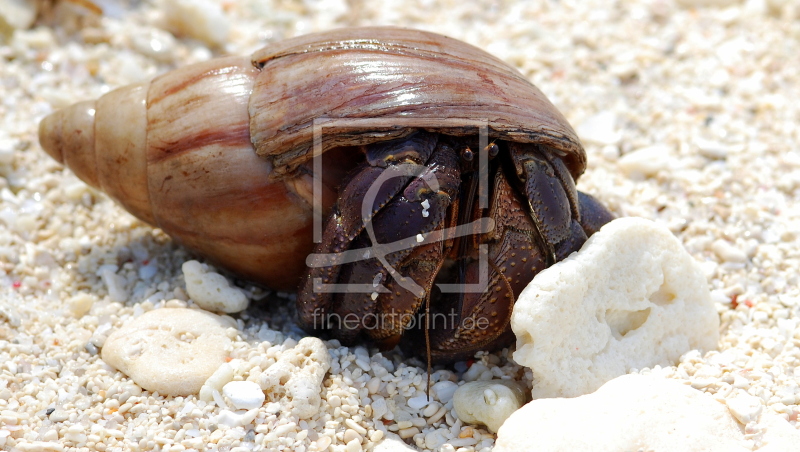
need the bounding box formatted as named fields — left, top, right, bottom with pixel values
left=39, top=27, right=613, bottom=362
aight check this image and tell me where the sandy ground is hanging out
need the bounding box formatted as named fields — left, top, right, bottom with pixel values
left=1, top=0, right=800, bottom=451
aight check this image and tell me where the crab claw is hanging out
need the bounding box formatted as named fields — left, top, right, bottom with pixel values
left=297, top=131, right=440, bottom=337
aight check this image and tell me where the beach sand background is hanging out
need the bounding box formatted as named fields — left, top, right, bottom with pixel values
left=1, top=0, right=799, bottom=450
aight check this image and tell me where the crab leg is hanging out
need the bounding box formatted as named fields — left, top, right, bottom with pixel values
left=363, top=144, right=461, bottom=349
left=418, top=168, right=547, bottom=362
left=577, top=191, right=615, bottom=236
left=507, top=142, right=586, bottom=263
left=297, top=132, right=437, bottom=331
left=419, top=145, right=615, bottom=362
left=328, top=143, right=461, bottom=342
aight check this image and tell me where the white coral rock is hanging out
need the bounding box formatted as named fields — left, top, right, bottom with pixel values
left=494, top=375, right=763, bottom=452
left=259, top=337, right=331, bottom=419
left=101, top=308, right=235, bottom=396
left=511, top=217, right=719, bottom=399
left=182, top=260, right=248, bottom=313
left=452, top=380, right=527, bottom=433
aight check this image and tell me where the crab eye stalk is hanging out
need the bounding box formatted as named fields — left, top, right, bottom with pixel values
left=487, top=143, right=500, bottom=159
left=460, top=147, right=474, bottom=162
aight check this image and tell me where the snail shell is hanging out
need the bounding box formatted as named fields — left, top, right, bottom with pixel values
left=40, top=56, right=315, bottom=289
left=453, top=379, right=528, bottom=433
left=38, top=26, right=585, bottom=290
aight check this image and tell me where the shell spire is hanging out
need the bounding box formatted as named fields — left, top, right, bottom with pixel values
left=37, top=58, right=321, bottom=290
left=39, top=100, right=99, bottom=187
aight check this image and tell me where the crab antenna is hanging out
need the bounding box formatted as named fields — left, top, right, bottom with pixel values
left=425, top=293, right=433, bottom=401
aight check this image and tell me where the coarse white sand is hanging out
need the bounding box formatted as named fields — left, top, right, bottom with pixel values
left=1, top=0, right=799, bottom=451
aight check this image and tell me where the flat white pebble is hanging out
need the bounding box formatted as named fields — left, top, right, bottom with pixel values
left=98, top=265, right=129, bottom=303
left=725, top=392, right=763, bottom=424
left=315, top=436, right=332, bottom=451
left=370, top=430, right=385, bottom=442
left=410, top=417, right=427, bottom=428
left=138, top=262, right=158, bottom=280
left=448, top=437, right=479, bottom=447
left=222, top=380, right=265, bottom=410
left=345, top=418, right=367, bottom=436
left=694, top=137, right=732, bottom=159
left=216, top=408, right=258, bottom=428
left=617, top=145, right=671, bottom=178
left=199, top=361, right=235, bottom=402
left=407, top=395, right=431, bottom=410
left=366, top=377, right=381, bottom=394
left=346, top=438, right=362, bottom=452
left=372, top=397, right=389, bottom=419
left=263, top=402, right=281, bottom=414
left=462, top=363, right=489, bottom=382
left=428, top=406, right=448, bottom=425
left=423, top=401, right=441, bottom=417
left=398, top=427, right=420, bottom=439
left=101, top=308, right=234, bottom=396
left=433, top=381, right=459, bottom=403
left=162, top=0, right=230, bottom=47
left=711, top=239, right=748, bottom=263
left=344, top=428, right=362, bottom=444
left=48, top=409, right=69, bottom=423
left=67, top=293, right=95, bottom=317
left=396, top=420, right=413, bottom=430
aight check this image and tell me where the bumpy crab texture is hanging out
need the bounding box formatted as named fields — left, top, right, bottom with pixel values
left=37, top=26, right=614, bottom=361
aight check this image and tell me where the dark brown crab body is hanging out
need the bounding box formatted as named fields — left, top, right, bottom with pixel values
left=38, top=27, right=613, bottom=363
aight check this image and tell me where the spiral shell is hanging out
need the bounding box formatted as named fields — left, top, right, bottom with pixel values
left=39, top=56, right=314, bottom=289
left=38, top=26, right=585, bottom=289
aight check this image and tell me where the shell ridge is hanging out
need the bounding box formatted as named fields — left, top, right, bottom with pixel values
left=247, top=27, right=584, bottom=179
